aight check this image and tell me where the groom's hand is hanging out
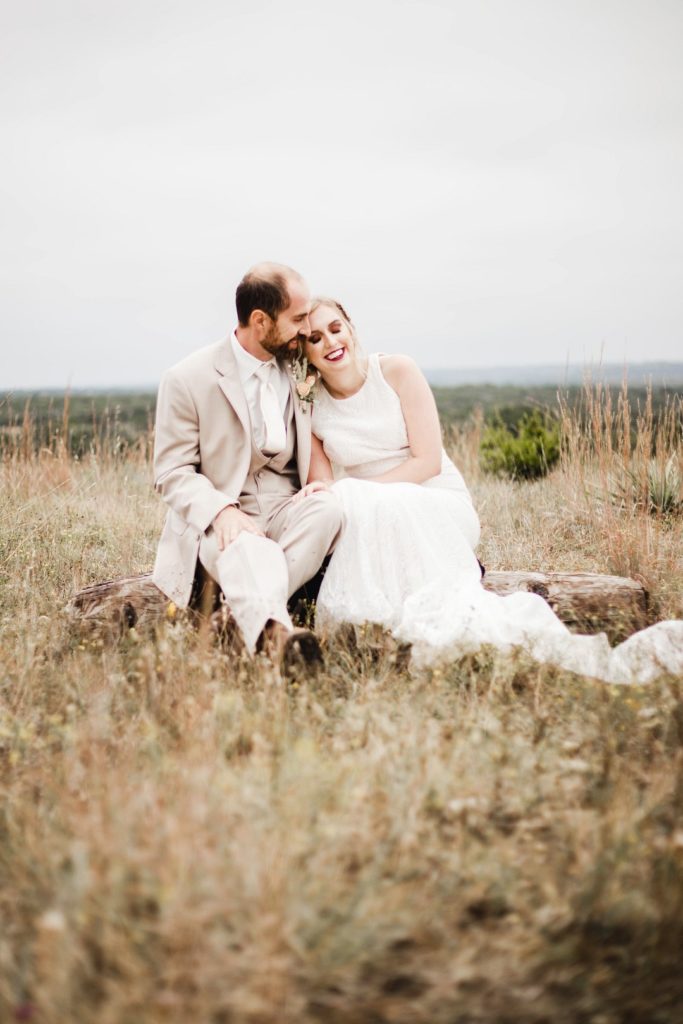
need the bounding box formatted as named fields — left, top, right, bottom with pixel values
left=213, top=505, right=264, bottom=551
left=292, top=480, right=331, bottom=503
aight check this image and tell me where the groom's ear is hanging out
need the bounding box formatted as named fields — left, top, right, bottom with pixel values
left=249, top=309, right=268, bottom=333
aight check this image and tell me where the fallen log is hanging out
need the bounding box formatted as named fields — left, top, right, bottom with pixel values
left=66, top=570, right=648, bottom=642
left=66, top=573, right=171, bottom=632
left=482, top=571, right=648, bottom=641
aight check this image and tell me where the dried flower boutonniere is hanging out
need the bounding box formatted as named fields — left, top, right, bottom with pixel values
left=290, top=354, right=318, bottom=412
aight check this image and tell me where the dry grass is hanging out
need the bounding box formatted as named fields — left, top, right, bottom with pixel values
left=1, top=391, right=683, bottom=1023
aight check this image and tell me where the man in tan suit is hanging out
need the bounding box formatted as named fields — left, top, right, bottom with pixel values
left=152, top=262, right=344, bottom=669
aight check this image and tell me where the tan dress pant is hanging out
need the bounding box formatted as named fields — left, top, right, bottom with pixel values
left=198, top=490, right=344, bottom=653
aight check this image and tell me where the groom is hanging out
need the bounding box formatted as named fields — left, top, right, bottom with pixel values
left=152, top=262, right=344, bottom=668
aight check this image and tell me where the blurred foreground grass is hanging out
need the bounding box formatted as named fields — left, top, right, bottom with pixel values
left=1, top=392, right=683, bottom=1023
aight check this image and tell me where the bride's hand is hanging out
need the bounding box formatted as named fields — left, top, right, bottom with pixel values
left=293, top=480, right=331, bottom=503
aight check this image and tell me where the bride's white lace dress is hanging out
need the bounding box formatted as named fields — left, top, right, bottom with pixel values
left=313, top=354, right=683, bottom=684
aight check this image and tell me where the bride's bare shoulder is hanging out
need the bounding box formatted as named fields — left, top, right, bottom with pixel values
left=378, top=354, right=423, bottom=388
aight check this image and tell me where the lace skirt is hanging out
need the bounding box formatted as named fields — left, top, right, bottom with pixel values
left=316, top=477, right=683, bottom=685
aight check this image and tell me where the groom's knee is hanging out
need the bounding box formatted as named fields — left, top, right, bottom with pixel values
left=303, top=489, right=345, bottom=540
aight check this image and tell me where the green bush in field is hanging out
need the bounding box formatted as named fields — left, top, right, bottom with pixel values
left=480, top=409, right=560, bottom=480
left=607, top=454, right=683, bottom=518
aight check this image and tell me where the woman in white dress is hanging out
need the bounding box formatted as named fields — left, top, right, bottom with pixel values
left=296, top=297, right=683, bottom=685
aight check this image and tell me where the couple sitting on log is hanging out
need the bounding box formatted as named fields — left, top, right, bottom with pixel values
left=149, top=261, right=683, bottom=684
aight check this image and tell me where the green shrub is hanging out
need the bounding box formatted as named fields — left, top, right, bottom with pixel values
left=480, top=409, right=560, bottom=480
left=607, top=454, right=683, bottom=518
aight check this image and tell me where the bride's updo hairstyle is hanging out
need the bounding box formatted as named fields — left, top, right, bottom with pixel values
left=307, top=296, right=366, bottom=373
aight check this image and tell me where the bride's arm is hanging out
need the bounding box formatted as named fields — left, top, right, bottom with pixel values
left=307, top=433, right=334, bottom=484
left=294, top=432, right=335, bottom=499
left=292, top=433, right=335, bottom=502
left=367, top=355, right=443, bottom=484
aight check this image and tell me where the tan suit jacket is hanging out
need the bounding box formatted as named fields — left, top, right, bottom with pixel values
left=152, top=337, right=311, bottom=606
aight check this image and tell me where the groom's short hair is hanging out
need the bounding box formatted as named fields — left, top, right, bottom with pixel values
left=235, top=262, right=303, bottom=327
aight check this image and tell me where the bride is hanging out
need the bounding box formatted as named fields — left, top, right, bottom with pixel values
left=294, top=296, right=683, bottom=685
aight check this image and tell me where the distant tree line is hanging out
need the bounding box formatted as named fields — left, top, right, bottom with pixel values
left=0, top=384, right=680, bottom=457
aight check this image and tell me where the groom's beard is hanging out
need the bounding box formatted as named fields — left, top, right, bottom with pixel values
left=261, top=320, right=305, bottom=360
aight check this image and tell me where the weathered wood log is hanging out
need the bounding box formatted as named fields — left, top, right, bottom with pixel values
left=482, top=571, right=648, bottom=641
left=66, top=573, right=171, bottom=631
left=66, top=569, right=649, bottom=642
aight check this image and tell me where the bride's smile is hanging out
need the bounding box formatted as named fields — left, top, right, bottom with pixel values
left=305, top=300, right=368, bottom=398
left=323, top=346, right=346, bottom=363
left=306, top=307, right=353, bottom=370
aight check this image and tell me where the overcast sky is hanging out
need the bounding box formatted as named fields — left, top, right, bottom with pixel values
left=2, top=0, right=682, bottom=388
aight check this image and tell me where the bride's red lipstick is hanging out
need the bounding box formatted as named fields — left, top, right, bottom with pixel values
left=324, top=347, right=346, bottom=362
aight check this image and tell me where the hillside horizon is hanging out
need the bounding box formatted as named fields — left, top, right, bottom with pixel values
left=3, top=360, right=683, bottom=394
left=425, top=361, right=683, bottom=388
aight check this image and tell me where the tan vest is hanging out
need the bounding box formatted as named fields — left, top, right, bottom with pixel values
left=239, top=395, right=299, bottom=503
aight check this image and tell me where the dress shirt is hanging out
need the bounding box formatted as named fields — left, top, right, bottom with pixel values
left=230, top=331, right=291, bottom=447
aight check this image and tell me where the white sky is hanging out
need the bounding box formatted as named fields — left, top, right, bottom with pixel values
left=1, top=0, right=682, bottom=388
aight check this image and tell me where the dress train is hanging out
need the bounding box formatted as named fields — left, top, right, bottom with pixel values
left=317, top=478, right=683, bottom=685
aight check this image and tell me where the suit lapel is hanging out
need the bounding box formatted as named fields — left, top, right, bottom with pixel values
left=288, top=371, right=312, bottom=483
left=214, top=337, right=251, bottom=439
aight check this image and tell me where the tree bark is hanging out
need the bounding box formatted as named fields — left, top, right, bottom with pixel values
left=66, top=569, right=648, bottom=642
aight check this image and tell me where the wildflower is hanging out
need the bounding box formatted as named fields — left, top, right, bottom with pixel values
left=38, top=909, right=66, bottom=933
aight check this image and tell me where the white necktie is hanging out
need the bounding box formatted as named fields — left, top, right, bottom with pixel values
left=255, top=361, right=287, bottom=454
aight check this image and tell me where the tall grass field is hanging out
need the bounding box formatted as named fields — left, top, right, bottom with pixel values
left=1, top=384, right=682, bottom=1023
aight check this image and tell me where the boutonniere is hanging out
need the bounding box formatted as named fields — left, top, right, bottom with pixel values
left=290, top=354, right=319, bottom=412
